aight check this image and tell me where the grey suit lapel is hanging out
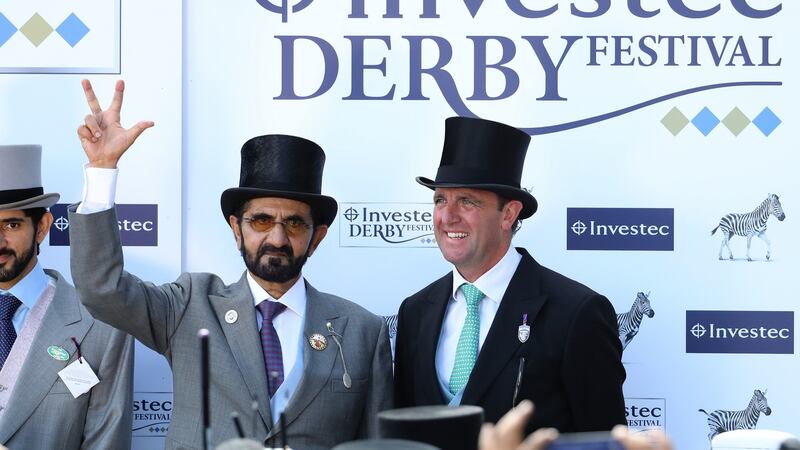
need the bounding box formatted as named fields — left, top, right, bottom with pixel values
left=266, top=281, right=346, bottom=439
left=0, top=272, right=92, bottom=443
left=208, top=273, right=273, bottom=431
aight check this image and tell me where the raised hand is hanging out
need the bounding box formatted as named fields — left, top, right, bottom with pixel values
left=77, top=79, right=154, bottom=168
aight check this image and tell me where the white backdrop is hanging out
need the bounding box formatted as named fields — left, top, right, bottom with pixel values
left=183, top=2, right=797, bottom=449
left=2, top=0, right=797, bottom=449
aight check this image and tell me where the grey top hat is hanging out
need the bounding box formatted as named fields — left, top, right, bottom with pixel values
left=0, top=145, right=60, bottom=211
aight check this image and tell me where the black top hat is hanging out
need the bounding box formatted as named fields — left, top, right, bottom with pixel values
left=417, top=117, right=537, bottom=219
left=332, top=439, right=441, bottom=450
left=378, top=405, right=484, bottom=450
left=220, top=135, right=338, bottom=226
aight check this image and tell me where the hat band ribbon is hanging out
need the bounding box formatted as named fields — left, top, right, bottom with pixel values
left=0, top=187, right=44, bottom=205
left=434, top=166, right=520, bottom=188
left=238, top=181, right=322, bottom=195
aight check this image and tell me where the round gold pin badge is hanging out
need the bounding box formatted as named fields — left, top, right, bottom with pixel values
left=308, top=333, right=328, bottom=351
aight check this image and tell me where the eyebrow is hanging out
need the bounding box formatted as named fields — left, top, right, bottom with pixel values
left=246, top=213, right=275, bottom=220
left=457, top=195, right=481, bottom=204
left=0, top=218, right=26, bottom=224
left=247, top=213, right=308, bottom=222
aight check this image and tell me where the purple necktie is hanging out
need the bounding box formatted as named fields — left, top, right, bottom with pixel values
left=257, top=300, right=287, bottom=397
left=0, top=294, right=22, bottom=370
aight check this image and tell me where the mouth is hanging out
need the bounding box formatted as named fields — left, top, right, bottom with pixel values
left=445, top=232, right=469, bottom=240
left=262, top=251, right=290, bottom=258
left=0, top=253, right=13, bottom=265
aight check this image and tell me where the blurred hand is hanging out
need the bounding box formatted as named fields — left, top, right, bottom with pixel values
left=77, top=79, right=154, bottom=168
left=479, top=400, right=559, bottom=450
left=612, top=425, right=673, bottom=450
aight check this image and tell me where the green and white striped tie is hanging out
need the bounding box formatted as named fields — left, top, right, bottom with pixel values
left=449, top=283, right=485, bottom=395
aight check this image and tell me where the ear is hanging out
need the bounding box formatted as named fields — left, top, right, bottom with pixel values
left=501, top=200, right=523, bottom=232
left=306, top=225, right=328, bottom=257
left=229, top=215, right=243, bottom=250
left=36, top=212, right=54, bottom=244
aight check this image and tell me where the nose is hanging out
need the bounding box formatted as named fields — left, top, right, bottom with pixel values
left=264, top=222, right=291, bottom=247
left=436, top=202, right=461, bottom=225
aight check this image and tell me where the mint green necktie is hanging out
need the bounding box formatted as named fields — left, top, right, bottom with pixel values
left=449, top=283, right=485, bottom=395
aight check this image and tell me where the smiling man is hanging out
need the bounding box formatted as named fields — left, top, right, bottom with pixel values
left=67, top=80, right=392, bottom=450
left=393, top=117, right=626, bottom=433
left=0, top=144, right=133, bottom=449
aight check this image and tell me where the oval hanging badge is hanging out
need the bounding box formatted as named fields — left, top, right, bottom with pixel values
left=518, top=313, right=531, bottom=343
left=47, top=345, right=70, bottom=361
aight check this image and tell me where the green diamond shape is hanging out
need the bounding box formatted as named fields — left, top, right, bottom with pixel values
left=722, top=107, right=751, bottom=136
left=20, top=13, right=53, bottom=47
left=661, top=107, right=689, bottom=136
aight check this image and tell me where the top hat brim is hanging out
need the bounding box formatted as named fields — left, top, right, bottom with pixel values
left=220, top=187, right=338, bottom=227
left=0, top=193, right=60, bottom=211
left=416, top=177, right=537, bottom=219
left=332, top=439, right=441, bottom=450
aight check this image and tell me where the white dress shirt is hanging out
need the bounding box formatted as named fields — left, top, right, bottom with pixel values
left=247, top=272, right=305, bottom=387
left=76, top=165, right=118, bottom=213
left=435, top=245, right=522, bottom=396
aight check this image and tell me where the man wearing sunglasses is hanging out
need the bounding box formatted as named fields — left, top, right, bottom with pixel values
left=67, top=80, right=393, bottom=450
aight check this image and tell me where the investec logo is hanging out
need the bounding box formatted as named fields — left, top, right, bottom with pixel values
left=48, top=203, right=158, bottom=247
left=339, top=203, right=435, bottom=248
left=132, top=392, right=172, bottom=437
left=686, top=311, right=794, bottom=354
left=624, top=398, right=666, bottom=432
left=567, top=208, right=673, bottom=251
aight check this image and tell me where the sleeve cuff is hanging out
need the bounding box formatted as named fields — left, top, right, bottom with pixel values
left=76, top=164, right=118, bottom=214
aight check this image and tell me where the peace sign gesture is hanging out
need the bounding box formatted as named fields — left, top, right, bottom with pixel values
left=77, top=79, right=154, bottom=168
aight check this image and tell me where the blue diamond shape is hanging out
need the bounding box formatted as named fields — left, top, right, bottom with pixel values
left=0, top=13, right=17, bottom=47
left=752, top=107, right=781, bottom=136
left=691, top=107, right=720, bottom=136
left=56, top=13, right=89, bottom=47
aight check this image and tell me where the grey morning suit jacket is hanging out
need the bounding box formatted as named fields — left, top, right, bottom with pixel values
left=0, top=270, right=134, bottom=450
left=68, top=206, right=393, bottom=450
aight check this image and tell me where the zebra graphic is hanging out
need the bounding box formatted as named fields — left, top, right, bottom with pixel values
left=699, top=389, right=772, bottom=443
left=383, top=314, right=398, bottom=340
left=711, top=194, right=786, bottom=261
left=616, top=292, right=655, bottom=350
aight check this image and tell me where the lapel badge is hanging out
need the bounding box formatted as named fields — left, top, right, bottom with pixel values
left=224, top=309, right=238, bottom=324
left=308, top=333, right=328, bottom=351
left=518, top=313, right=531, bottom=343
left=47, top=345, right=70, bottom=361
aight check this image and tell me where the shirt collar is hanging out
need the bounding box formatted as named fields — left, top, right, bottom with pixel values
left=0, top=261, right=50, bottom=309
left=246, top=272, right=306, bottom=319
left=451, top=245, right=522, bottom=304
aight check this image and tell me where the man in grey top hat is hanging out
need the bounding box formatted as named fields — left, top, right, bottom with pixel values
left=394, top=117, right=625, bottom=433
left=67, top=80, right=393, bottom=450
left=0, top=144, right=134, bottom=449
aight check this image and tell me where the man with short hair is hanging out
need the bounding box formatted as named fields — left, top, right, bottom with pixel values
left=0, top=144, right=134, bottom=449
left=394, top=117, right=626, bottom=432
left=68, top=80, right=393, bottom=450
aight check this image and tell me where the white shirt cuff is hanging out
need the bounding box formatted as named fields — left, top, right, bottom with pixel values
left=76, top=164, right=118, bottom=214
